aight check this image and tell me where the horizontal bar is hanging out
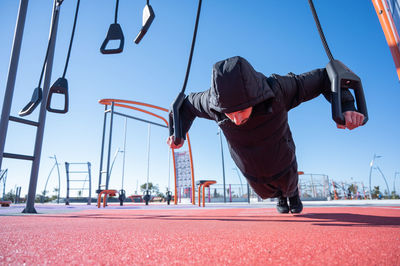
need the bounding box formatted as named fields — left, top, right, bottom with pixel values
left=68, top=188, right=89, bottom=190
left=68, top=180, right=88, bottom=182
left=9, top=116, right=39, bottom=127
left=3, top=152, right=34, bottom=161
left=68, top=171, right=89, bottom=173
left=112, top=111, right=168, bottom=128
left=66, top=163, right=89, bottom=165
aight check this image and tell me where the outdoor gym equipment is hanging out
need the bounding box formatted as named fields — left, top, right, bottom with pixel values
left=143, top=190, right=151, bottom=205
left=118, top=189, right=126, bottom=206
left=46, top=0, right=80, bottom=114
left=97, top=189, right=117, bottom=208
left=308, top=0, right=368, bottom=125
left=100, top=0, right=124, bottom=54
left=65, top=162, right=92, bottom=205
left=19, top=0, right=63, bottom=117
left=169, top=0, right=202, bottom=145
left=197, top=180, right=216, bottom=207
left=97, top=99, right=196, bottom=205
left=134, top=0, right=155, bottom=44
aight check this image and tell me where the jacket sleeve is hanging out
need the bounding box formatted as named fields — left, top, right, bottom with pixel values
left=273, top=68, right=356, bottom=112
left=179, top=89, right=215, bottom=139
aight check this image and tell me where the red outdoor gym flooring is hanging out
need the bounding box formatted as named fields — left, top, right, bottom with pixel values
left=0, top=205, right=399, bottom=265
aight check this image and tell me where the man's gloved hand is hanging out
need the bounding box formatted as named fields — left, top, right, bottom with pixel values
left=336, top=111, right=365, bottom=130
left=166, top=136, right=185, bottom=149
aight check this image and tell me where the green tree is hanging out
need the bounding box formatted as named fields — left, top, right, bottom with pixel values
left=3, top=190, right=15, bottom=202
left=140, top=182, right=161, bottom=195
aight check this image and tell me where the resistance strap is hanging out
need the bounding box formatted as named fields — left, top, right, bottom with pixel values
left=308, top=0, right=368, bottom=125
left=46, top=0, right=80, bottom=114
left=19, top=0, right=62, bottom=117
left=100, top=0, right=125, bottom=54
left=169, top=0, right=202, bottom=145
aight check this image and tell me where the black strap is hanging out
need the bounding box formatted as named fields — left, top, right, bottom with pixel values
left=307, top=0, right=334, bottom=61
left=62, top=0, right=80, bottom=78
left=114, top=0, right=119, bottom=24
left=180, top=0, right=202, bottom=94
left=37, top=0, right=60, bottom=89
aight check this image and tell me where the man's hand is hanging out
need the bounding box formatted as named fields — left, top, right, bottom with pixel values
left=166, top=136, right=185, bottom=149
left=337, top=111, right=365, bottom=130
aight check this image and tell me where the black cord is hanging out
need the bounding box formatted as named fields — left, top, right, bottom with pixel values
left=180, top=0, right=202, bottom=94
left=62, top=0, right=80, bottom=78
left=147, top=0, right=149, bottom=5
left=114, top=0, right=119, bottom=24
left=37, top=0, right=60, bottom=88
left=307, top=0, right=334, bottom=61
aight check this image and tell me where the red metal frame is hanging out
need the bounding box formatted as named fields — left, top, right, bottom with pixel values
left=373, top=0, right=400, bottom=80
left=98, top=99, right=196, bottom=205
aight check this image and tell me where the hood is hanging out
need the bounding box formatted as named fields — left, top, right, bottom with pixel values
left=209, top=56, right=275, bottom=113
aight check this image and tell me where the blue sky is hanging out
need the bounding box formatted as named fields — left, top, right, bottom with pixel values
left=0, top=0, right=399, bottom=198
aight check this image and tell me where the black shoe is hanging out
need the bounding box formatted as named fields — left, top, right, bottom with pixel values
left=289, top=193, right=303, bottom=214
left=276, top=196, right=289, bottom=213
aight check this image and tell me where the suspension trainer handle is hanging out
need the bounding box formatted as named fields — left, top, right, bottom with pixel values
left=169, top=92, right=186, bottom=145
left=100, top=23, right=124, bottom=54
left=326, top=60, right=368, bottom=125
left=46, top=77, right=69, bottom=113
left=308, top=0, right=368, bottom=126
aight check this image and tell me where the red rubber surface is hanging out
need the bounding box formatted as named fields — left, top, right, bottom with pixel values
left=1, top=206, right=399, bottom=265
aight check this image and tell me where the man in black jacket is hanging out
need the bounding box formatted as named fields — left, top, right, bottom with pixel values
left=167, top=56, right=364, bottom=214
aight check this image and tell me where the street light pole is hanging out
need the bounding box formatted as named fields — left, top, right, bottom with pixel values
left=394, top=171, right=400, bottom=197
left=218, top=128, right=226, bottom=203
left=375, top=166, right=390, bottom=198
left=369, top=154, right=382, bottom=200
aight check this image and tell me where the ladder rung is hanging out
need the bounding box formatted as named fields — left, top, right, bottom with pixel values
left=68, top=171, right=88, bottom=173
left=9, top=116, right=39, bottom=127
left=3, top=152, right=34, bottom=161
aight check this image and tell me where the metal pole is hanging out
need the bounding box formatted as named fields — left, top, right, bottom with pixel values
left=43, top=162, right=56, bottom=200
left=87, top=162, right=91, bottom=205
left=218, top=128, right=226, bottom=203
left=376, top=166, right=390, bottom=197
left=121, top=117, right=127, bottom=190
left=247, top=184, right=250, bottom=203
left=393, top=171, right=399, bottom=196
left=54, top=155, right=60, bottom=203
left=0, top=0, right=29, bottom=171
left=146, top=124, right=151, bottom=191
left=23, top=1, right=60, bottom=213
left=368, top=154, right=375, bottom=200
left=65, top=162, right=70, bottom=205
left=105, top=102, right=114, bottom=190
left=97, top=105, right=108, bottom=192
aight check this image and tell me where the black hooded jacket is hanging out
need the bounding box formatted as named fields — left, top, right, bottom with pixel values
left=179, top=56, right=355, bottom=182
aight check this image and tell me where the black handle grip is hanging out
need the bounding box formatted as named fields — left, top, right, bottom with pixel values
left=326, top=59, right=368, bottom=125
left=46, top=77, right=69, bottom=114
left=134, top=4, right=155, bottom=44
left=168, top=92, right=186, bottom=145
left=100, top=23, right=124, bottom=54
left=19, top=87, right=43, bottom=117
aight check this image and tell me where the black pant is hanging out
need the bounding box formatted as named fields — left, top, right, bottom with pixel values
left=245, top=160, right=299, bottom=199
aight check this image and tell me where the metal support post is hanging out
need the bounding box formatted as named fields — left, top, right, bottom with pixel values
left=97, top=105, right=108, bottom=193
left=87, top=162, right=92, bottom=205
left=105, top=102, right=114, bottom=190
left=65, top=162, right=70, bottom=205
left=218, top=128, right=226, bottom=203
left=23, top=1, right=60, bottom=213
